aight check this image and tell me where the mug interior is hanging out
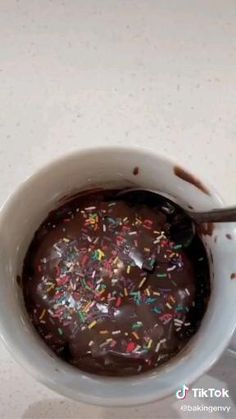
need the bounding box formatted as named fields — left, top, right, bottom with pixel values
left=0, top=146, right=236, bottom=406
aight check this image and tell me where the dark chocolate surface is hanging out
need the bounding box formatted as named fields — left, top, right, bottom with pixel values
left=22, top=189, right=210, bottom=376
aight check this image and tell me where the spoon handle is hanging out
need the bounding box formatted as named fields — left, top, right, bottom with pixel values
left=189, top=207, right=236, bottom=223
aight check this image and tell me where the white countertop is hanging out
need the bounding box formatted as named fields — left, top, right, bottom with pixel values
left=0, top=1, right=236, bottom=418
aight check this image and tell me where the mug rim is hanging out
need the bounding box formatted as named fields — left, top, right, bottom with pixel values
left=0, top=145, right=224, bottom=216
left=0, top=145, right=235, bottom=406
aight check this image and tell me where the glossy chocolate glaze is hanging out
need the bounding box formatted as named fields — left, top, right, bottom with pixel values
left=22, top=190, right=210, bottom=376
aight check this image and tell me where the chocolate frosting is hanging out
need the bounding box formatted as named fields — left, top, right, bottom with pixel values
left=22, top=189, right=210, bottom=376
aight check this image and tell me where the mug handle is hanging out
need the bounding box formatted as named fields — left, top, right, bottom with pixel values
left=228, top=331, right=236, bottom=357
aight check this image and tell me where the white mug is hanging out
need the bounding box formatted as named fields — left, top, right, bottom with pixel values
left=0, top=146, right=235, bottom=406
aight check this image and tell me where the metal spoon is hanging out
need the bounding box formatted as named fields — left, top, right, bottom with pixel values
left=117, top=187, right=236, bottom=249
left=117, top=188, right=236, bottom=223
left=116, top=188, right=236, bottom=272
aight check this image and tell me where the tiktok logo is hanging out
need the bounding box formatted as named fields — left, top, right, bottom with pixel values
left=176, top=384, right=189, bottom=400
left=176, top=385, right=229, bottom=400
